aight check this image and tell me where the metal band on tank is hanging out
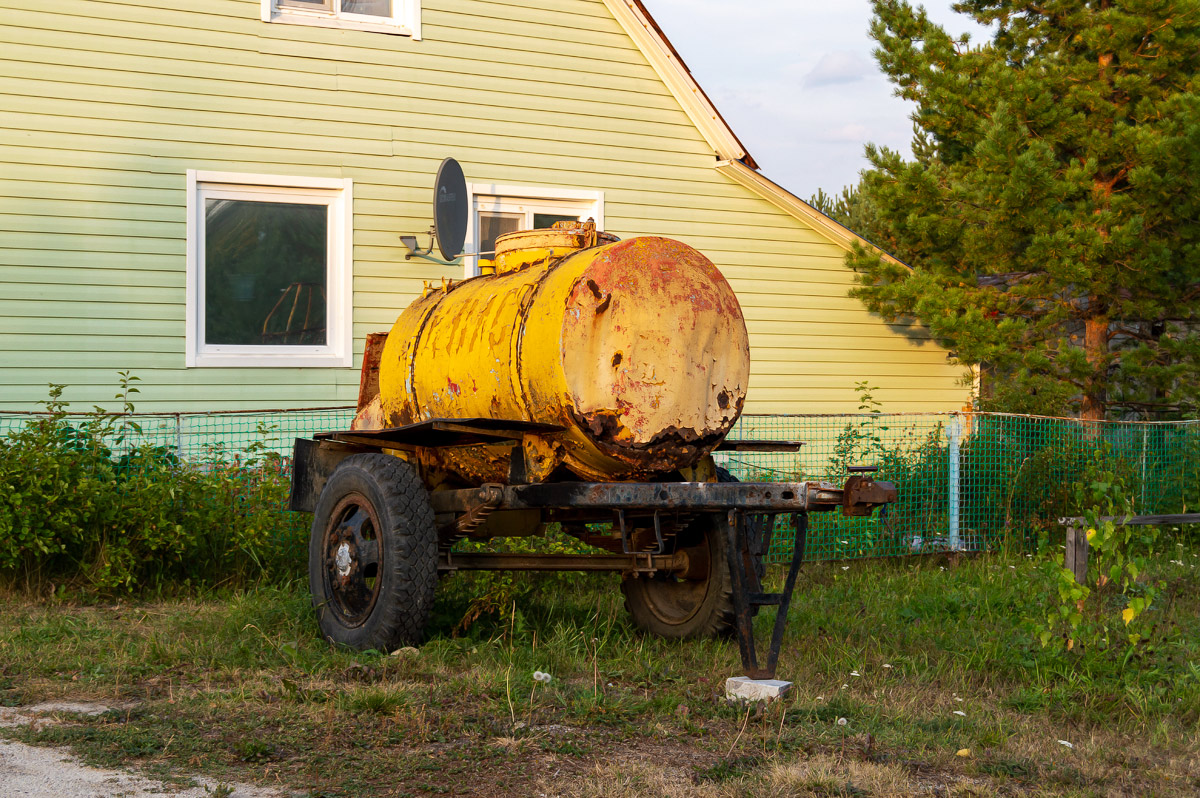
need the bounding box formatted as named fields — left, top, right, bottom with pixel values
left=407, top=289, right=451, bottom=422
left=510, top=247, right=592, bottom=425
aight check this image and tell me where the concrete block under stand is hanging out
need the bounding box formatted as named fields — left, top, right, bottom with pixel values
left=725, top=676, right=792, bottom=702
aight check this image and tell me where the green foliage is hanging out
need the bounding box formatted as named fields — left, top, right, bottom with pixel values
left=0, top=382, right=307, bottom=594
left=838, top=1, right=1200, bottom=418
left=1032, top=459, right=1164, bottom=654
left=805, top=387, right=1200, bottom=559
left=441, top=525, right=597, bottom=635
left=832, top=381, right=887, bottom=468
left=815, top=385, right=956, bottom=557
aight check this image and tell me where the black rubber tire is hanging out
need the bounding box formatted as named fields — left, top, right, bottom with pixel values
left=620, top=467, right=762, bottom=639
left=308, top=454, right=437, bottom=651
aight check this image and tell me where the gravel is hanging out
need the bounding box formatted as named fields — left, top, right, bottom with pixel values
left=0, top=703, right=285, bottom=798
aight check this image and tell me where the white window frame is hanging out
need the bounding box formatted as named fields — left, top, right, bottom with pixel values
left=261, top=0, right=420, bottom=39
left=185, top=170, right=353, bottom=369
left=463, top=183, right=605, bottom=279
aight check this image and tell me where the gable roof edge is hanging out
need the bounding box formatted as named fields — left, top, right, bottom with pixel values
left=714, top=159, right=908, bottom=268
left=601, top=0, right=756, bottom=169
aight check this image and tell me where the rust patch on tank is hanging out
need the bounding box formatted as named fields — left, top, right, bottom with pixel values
left=568, top=406, right=732, bottom=474
left=351, top=395, right=385, bottom=432
left=357, top=332, right=388, bottom=413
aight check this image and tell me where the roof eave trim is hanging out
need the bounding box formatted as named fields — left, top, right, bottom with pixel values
left=714, top=159, right=909, bottom=269
left=602, top=0, right=754, bottom=168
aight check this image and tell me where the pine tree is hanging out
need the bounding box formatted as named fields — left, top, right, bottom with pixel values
left=843, top=0, right=1200, bottom=418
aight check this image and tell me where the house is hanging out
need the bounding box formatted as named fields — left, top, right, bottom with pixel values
left=0, top=0, right=971, bottom=414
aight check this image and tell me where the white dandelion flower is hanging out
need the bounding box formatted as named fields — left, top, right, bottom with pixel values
left=836, top=717, right=848, bottom=726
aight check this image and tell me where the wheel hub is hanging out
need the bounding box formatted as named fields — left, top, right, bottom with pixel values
left=322, top=493, right=383, bottom=626
left=335, top=541, right=353, bottom=578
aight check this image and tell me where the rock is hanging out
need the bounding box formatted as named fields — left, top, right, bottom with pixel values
left=724, top=676, right=791, bottom=702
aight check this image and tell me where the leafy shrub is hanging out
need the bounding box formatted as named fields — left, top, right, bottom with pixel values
left=0, top=381, right=307, bottom=594
left=1031, top=461, right=1164, bottom=654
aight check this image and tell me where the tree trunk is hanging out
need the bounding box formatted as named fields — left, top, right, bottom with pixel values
left=1081, top=315, right=1108, bottom=421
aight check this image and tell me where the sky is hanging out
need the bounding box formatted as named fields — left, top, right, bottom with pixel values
left=643, top=1, right=991, bottom=201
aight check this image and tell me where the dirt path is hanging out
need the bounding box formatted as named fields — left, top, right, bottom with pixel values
left=0, top=703, right=284, bottom=798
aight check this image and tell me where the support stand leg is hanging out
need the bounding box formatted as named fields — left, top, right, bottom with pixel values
left=723, top=510, right=809, bottom=680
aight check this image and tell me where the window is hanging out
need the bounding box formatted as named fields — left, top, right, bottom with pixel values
left=464, top=184, right=605, bottom=278
left=261, top=0, right=419, bottom=38
left=186, top=171, right=353, bottom=368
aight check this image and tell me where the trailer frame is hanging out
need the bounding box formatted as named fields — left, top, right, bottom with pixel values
left=290, top=418, right=895, bottom=679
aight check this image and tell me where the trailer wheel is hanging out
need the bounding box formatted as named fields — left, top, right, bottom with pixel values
left=621, top=468, right=761, bottom=639
left=308, top=453, right=437, bottom=651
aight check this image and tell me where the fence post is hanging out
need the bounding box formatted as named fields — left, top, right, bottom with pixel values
left=174, top=413, right=183, bottom=457
left=1140, top=426, right=1148, bottom=513
left=947, top=414, right=961, bottom=551
left=1064, top=525, right=1088, bottom=584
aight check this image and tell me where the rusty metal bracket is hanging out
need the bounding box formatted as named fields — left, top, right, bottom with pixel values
left=616, top=508, right=667, bottom=562
left=841, top=475, right=898, bottom=517
left=723, top=509, right=808, bottom=680
left=442, top=483, right=504, bottom=538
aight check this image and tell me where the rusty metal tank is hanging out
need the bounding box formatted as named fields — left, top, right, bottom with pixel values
left=366, top=221, right=750, bottom=484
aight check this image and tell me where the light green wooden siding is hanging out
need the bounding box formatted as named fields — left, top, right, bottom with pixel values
left=0, top=0, right=969, bottom=413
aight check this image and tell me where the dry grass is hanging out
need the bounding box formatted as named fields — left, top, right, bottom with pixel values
left=2, top=543, right=1199, bottom=797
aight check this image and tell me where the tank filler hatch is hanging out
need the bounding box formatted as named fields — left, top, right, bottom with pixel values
left=491, top=219, right=620, bottom=275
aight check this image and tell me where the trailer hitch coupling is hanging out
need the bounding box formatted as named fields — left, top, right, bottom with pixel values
left=841, top=474, right=897, bottom=517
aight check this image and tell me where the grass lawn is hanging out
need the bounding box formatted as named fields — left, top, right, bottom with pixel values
left=2, top=540, right=1199, bottom=797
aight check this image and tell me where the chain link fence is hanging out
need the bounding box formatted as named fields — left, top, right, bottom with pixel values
left=2, top=408, right=1197, bottom=564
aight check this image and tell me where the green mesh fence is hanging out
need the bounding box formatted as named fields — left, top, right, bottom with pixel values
left=723, top=413, right=1200, bottom=562
left=2, top=409, right=1197, bottom=564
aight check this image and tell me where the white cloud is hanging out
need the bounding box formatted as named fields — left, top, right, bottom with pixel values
left=804, top=51, right=874, bottom=88
left=820, top=123, right=872, bottom=142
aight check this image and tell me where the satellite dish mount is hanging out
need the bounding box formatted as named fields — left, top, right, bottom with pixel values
left=401, top=158, right=468, bottom=265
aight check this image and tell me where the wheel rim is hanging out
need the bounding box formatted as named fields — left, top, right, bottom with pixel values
left=322, top=492, right=383, bottom=627
left=640, top=538, right=713, bottom=627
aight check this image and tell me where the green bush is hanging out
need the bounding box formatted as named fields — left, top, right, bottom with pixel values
left=0, top=382, right=307, bottom=595
left=1031, top=462, right=1165, bottom=655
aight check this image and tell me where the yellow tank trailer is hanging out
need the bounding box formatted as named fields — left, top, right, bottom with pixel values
left=291, top=221, right=896, bottom=679
left=356, top=223, right=750, bottom=485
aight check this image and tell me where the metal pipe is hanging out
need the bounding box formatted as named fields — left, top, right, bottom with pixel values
left=947, top=415, right=962, bottom=551
left=438, top=552, right=684, bottom=572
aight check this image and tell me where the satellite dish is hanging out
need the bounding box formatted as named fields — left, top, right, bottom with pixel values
left=433, top=158, right=467, bottom=261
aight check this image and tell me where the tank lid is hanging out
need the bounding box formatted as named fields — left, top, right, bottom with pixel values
left=492, top=219, right=619, bottom=274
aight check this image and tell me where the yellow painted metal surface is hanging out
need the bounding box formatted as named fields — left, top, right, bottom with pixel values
left=372, top=224, right=750, bottom=485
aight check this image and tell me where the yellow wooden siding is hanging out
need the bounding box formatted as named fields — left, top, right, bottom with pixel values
left=0, top=0, right=969, bottom=413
